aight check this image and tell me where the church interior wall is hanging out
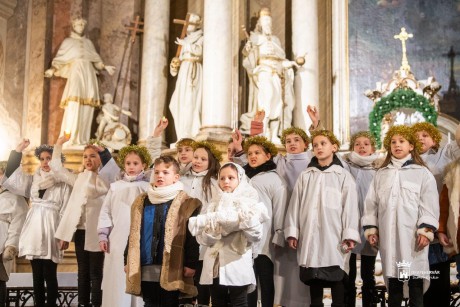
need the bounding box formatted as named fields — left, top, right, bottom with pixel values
left=0, top=0, right=458, bottom=160
left=349, top=0, right=460, bottom=135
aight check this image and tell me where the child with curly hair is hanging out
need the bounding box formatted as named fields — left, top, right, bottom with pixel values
left=363, top=125, right=439, bottom=307
left=97, top=145, right=152, bottom=307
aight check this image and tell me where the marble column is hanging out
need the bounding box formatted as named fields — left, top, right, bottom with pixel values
left=332, top=0, right=350, bottom=145
left=197, top=0, right=232, bottom=142
left=292, top=0, right=320, bottom=130
left=23, top=0, right=48, bottom=146
left=138, top=0, right=170, bottom=141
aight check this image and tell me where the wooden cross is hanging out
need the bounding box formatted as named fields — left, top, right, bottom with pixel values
left=173, top=13, right=201, bottom=58
left=126, top=15, right=144, bottom=43
left=394, top=27, right=413, bottom=72
left=113, top=15, right=144, bottom=106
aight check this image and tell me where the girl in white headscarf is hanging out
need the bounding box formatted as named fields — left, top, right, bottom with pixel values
left=189, top=162, right=268, bottom=307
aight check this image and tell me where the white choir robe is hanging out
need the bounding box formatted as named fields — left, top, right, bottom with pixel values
left=0, top=190, right=28, bottom=277
left=98, top=179, right=150, bottom=307
left=284, top=165, right=360, bottom=276
left=362, top=163, right=439, bottom=292
left=3, top=165, right=72, bottom=263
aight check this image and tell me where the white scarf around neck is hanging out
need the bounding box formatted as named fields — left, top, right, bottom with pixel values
left=31, top=168, right=57, bottom=199
left=147, top=181, right=184, bottom=204
left=391, top=153, right=412, bottom=169
left=123, top=171, right=145, bottom=182
left=348, top=152, right=379, bottom=168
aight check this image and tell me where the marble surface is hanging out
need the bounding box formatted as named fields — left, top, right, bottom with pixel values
left=2, top=0, right=26, bottom=149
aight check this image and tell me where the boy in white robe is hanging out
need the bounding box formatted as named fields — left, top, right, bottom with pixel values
left=285, top=130, right=360, bottom=307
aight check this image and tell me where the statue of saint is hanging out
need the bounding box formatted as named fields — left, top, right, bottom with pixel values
left=240, top=7, right=298, bottom=143
left=169, top=13, right=203, bottom=140
left=45, top=18, right=115, bottom=146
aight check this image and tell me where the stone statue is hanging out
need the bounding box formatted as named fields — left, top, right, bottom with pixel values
left=45, top=18, right=116, bottom=146
left=95, top=93, right=132, bottom=139
left=169, top=13, right=203, bottom=140
left=240, top=7, right=298, bottom=143
left=95, top=93, right=132, bottom=150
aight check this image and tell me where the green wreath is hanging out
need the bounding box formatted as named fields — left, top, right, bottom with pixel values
left=369, top=88, right=438, bottom=148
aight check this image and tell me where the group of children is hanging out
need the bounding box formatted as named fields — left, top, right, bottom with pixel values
left=0, top=107, right=459, bottom=307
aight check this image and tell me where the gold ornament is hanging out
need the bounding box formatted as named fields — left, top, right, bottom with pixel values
left=243, top=136, right=278, bottom=157
left=192, top=141, right=223, bottom=162
left=349, top=131, right=377, bottom=151
left=383, top=125, right=422, bottom=153
left=281, top=127, right=309, bottom=145
left=116, top=145, right=152, bottom=169
left=310, top=130, right=341, bottom=148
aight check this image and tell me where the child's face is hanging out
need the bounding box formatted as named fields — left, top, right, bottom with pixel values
left=415, top=130, right=435, bottom=154
left=124, top=152, right=146, bottom=176
left=353, top=136, right=375, bottom=156
left=83, top=148, right=101, bottom=172
left=390, top=135, right=414, bottom=159
left=39, top=151, right=52, bottom=172
left=177, top=145, right=193, bottom=164
left=153, top=163, right=179, bottom=187
left=285, top=133, right=308, bottom=154
left=192, top=148, right=209, bottom=173
left=247, top=144, right=270, bottom=168
left=219, top=167, right=239, bottom=193
left=312, top=135, right=337, bottom=164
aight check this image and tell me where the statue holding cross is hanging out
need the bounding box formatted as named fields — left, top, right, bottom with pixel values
left=169, top=13, right=203, bottom=140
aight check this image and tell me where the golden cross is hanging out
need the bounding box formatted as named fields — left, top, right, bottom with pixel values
left=126, top=16, right=144, bottom=43
left=394, top=27, right=413, bottom=72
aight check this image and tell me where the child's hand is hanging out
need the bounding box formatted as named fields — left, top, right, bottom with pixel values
left=15, top=138, right=30, bottom=152
left=59, top=240, right=69, bottom=250
left=438, top=232, right=452, bottom=247
left=367, top=234, right=379, bottom=247
left=56, top=134, right=70, bottom=145
left=99, top=241, right=110, bottom=253
left=183, top=267, right=195, bottom=278
left=306, top=105, right=320, bottom=128
left=287, top=237, right=298, bottom=250
left=250, top=110, right=265, bottom=136
left=342, top=240, right=356, bottom=253
left=416, top=234, right=430, bottom=251
left=152, top=117, right=169, bottom=137
left=231, top=129, right=243, bottom=152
